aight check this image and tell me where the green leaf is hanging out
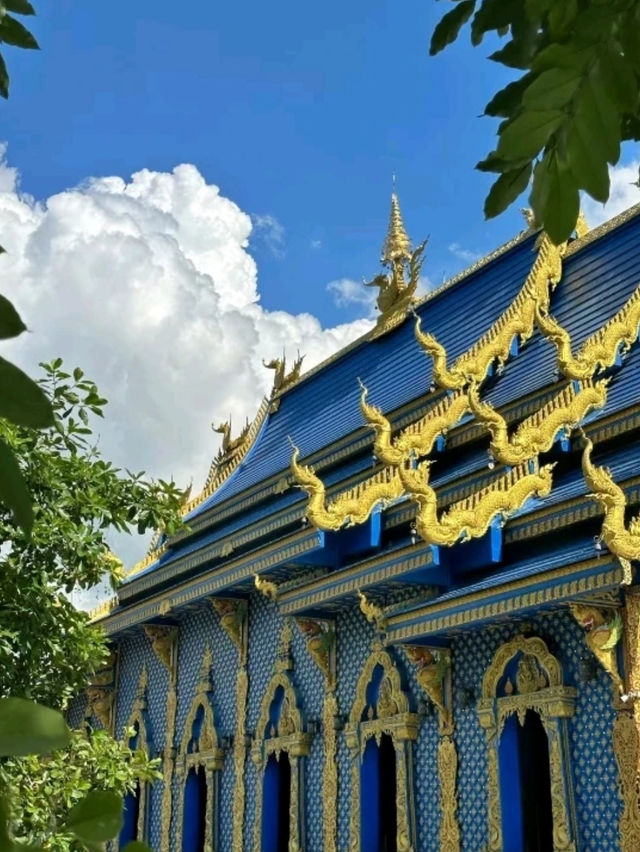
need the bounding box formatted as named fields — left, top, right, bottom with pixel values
left=548, top=0, right=578, bottom=37
left=563, top=84, right=612, bottom=202
left=0, top=51, right=8, bottom=99
left=0, top=436, right=32, bottom=533
left=0, top=356, right=54, bottom=428
left=496, top=109, right=563, bottom=161
left=597, top=47, right=638, bottom=114
left=525, top=0, right=552, bottom=19
left=476, top=150, right=531, bottom=173
left=0, top=796, right=13, bottom=850
left=121, top=843, right=153, bottom=852
left=471, top=0, right=518, bottom=44
left=531, top=151, right=580, bottom=244
left=533, top=42, right=593, bottom=73
left=0, top=294, right=27, bottom=339
left=579, top=70, right=621, bottom=165
left=3, top=0, right=36, bottom=14
left=522, top=68, right=582, bottom=111
left=0, top=14, right=39, bottom=49
left=66, top=791, right=124, bottom=844
left=484, top=73, right=534, bottom=117
left=0, top=697, right=70, bottom=756
left=430, top=1, right=475, bottom=55
left=484, top=163, right=532, bottom=218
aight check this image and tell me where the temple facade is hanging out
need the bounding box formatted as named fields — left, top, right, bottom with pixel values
left=78, top=197, right=640, bottom=852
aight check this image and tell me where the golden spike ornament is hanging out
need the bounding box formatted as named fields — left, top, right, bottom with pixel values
left=468, top=378, right=609, bottom=466
left=414, top=232, right=566, bottom=390
left=359, top=378, right=469, bottom=467
left=569, top=603, right=624, bottom=694
left=289, top=444, right=404, bottom=530
left=263, top=351, right=305, bottom=395
left=399, top=460, right=554, bottom=547
left=581, top=437, right=640, bottom=584
left=382, top=192, right=412, bottom=265
left=536, top=284, right=640, bottom=379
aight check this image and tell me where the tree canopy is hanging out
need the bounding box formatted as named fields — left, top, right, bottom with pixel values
left=431, top=0, right=640, bottom=243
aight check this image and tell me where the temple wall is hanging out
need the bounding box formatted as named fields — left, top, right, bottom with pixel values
left=102, top=601, right=622, bottom=852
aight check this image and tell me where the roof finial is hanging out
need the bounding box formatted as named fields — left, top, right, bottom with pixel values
left=382, top=188, right=411, bottom=266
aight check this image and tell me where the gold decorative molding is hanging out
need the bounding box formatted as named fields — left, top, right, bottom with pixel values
left=345, top=640, right=419, bottom=852
left=175, top=645, right=224, bottom=852
left=469, top=379, right=609, bottom=466
left=613, top=711, right=640, bottom=852
left=400, top=458, right=554, bottom=547
left=357, top=589, right=388, bottom=633
left=295, top=617, right=337, bottom=852
left=263, top=351, right=305, bottom=395
left=365, top=193, right=428, bottom=339
left=251, top=622, right=309, bottom=852
left=477, top=635, right=577, bottom=852
left=415, top=232, right=566, bottom=390
left=85, top=647, right=118, bottom=733
left=438, top=735, right=461, bottom=852
left=581, top=437, right=640, bottom=584
left=536, top=282, right=640, bottom=379
left=120, top=665, right=151, bottom=846
left=290, top=443, right=403, bottom=531
left=569, top=603, right=624, bottom=695
left=210, top=598, right=248, bottom=662
left=87, top=595, right=118, bottom=623
left=404, top=645, right=452, bottom=733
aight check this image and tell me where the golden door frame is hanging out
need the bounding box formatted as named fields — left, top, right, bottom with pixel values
left=344, top=640, right=420, bottom=852
left=175, top=647, right=224, bottom=852
left=120, top=666, right=152, bottom=848
left=251, top=667, right=311, bottom=852
left=476, top=634, right=578, bottom=852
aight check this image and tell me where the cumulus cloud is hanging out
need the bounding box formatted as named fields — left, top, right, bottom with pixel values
left=583, top=159, right=640, bottom=227
left=327, top=274, right=434, bottom=315
left=448, top=242, right=481, bottom=264
left=250, top=213, right=286, bottom=258
left=0, top=149, right=372, bottom=579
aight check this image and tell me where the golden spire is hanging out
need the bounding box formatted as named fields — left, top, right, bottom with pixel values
left=381, top=192, right=412, bottom=265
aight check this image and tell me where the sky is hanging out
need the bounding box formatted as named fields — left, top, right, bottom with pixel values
left=1, top=0, right=639, bottom=593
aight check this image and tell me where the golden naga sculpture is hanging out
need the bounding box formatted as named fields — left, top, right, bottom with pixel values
left=365, top=193, right=428, bottom=337
left=359, top=379, right=469, bottom=467
left=414, top=232, right=566, bottom=390
left=357, top=589, right=387, bottom=632
left=405, top=645, right=450, bottom=727
left=399, top=460, right=554, bottom=547
left=86, top=686, right=114, bottom=731
left=536, top=284, right=640, bottom=379
left=289, top=443, right=404, bottom=531
left=468, top=378, right=609, bottom=466
left=212, top=417, right=250, bottom=458
left=143, top=624, right=178, bottom=671
left=254, top=573, right=278, bottom=602
left=211, top=598, right=247, bottom=654
left=263, top=351, right=305, bottom=395
left=569, top=603, right=624, bottom=694
left=581, top=437, right=640, bottom=585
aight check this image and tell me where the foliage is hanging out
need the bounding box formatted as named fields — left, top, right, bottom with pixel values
left=431, top=0, right=640, bottom=243
left=0, top=711, right=160, bottom=852
left=0, top=358, right=184, bottom=706
left=0, top=0, right=39, bottom=98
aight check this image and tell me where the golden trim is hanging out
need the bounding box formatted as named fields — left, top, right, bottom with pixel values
left=469, top=379, right=609, bottom=466
left=569, top=603, right=624, bottom=695
left=404, top=646, right=451, bottom=733
left=613, top=710, right=640, bottom=852
left=345, top=640, right=419, bottom=852
left=536, top=283, right=640, bottom=380
left=581, top=437, right=640, bottom=584
left=120, top=666, right=151, bottom=847
left=438, top=735, right=461, bottom=852
left=477, top=636, right=577, bottom=852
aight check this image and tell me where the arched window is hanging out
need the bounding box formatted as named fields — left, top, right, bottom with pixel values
left=477, top=635, right=577, bottom=852
left=119, top=667, right=152, bottom=850
left=251, top=622, right=310, bottom=852
left=345, top=641, right=419, bottom=852
left=176, top=646, right=224, bottom=852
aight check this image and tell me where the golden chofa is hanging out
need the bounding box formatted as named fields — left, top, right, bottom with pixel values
left=413, top=232, right=568, bottom=391
left=358, top=380, right=470, bottom=467
left=581, top=435, right=640, bottom=585
left=536, top=283, right=640, bottom=380
left=398, top=459, right=555, bottom=548
left=468, top=378, right=609, bottom=467
left=289, top=444, right=405, bottom=531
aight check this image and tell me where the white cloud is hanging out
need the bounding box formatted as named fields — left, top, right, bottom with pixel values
left=310, top=239, right=322, bottom=250
left=327, top=277, right=375, bottom=311
left=448, top=242, right=481, bottom=264
left=582, top=159, right=640, bottom=227
left=250, top=213, right=285, bottom=258
left=0, top=149, right=372, bottom=578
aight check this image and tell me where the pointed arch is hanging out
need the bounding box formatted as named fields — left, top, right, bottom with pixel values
left=119, top=666, right=152, bottom=849
left=345, top=640, right=419, bottom=852
left=176, top=646, right=224, bottom=852
left=477, top=634, right=578, bottom=852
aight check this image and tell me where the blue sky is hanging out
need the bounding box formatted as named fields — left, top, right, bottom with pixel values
left=2, top=0, right=533, bottom=325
